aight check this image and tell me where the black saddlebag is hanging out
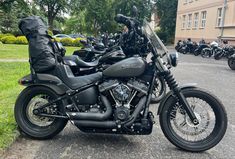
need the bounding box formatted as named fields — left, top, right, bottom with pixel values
left=19, top=16, right=56, bottom=73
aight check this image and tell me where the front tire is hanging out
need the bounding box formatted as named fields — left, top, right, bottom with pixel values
left=15, top=86, right=68, bottom=139
left=214, top=52, right=223, bottom=60
left=201, top=49, right=211, bottom=58
left=228, top=57, right=235, bottom=70
left=159, top=88, right=227, bottom=152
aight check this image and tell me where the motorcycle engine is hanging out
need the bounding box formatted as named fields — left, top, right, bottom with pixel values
left=111, top=83, right=132, bottom=103
left=99, top=79, right=149, bottom=121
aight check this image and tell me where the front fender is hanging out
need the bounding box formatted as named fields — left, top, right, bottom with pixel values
left=157, top=83, right=197, bottom=115
left=230, top=54, right=235, bottom=59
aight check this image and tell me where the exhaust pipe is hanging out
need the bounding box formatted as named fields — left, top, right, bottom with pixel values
left=71, top=96, right=147, bottom=129
left=73, top=120, right=116, bottom=128
left=67, top=95, right=112, bottom=120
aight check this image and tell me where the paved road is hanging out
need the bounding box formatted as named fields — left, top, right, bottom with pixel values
left=2, top=53, right=235, bottom=159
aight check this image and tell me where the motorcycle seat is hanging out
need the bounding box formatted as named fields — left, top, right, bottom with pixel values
left=51, top=64, right=102, bottom=90
left=63, top=55, right=99, bottom=68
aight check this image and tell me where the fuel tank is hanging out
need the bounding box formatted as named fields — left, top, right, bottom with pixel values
left=103, top=57, right=146, bottom=77
left=99, top=49, right=126, bottom=64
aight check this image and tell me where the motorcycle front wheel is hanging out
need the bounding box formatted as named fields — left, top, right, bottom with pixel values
left=159, top=88, right=227, bottom=152
left=15, top=86, right=68, bottom=139
left=201, top=49, right=212, bottom=58
left=228, top=57, right=235, bottom=70
left=214, top=52, right=223, bottom=60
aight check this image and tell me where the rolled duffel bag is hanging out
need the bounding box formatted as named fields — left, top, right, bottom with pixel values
left=18, top=16, right=56, bottom=73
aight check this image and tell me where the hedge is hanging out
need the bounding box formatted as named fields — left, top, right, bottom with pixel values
left=1, top=36, right=17, bottom=44
left=15, top=36, right=28, bottom=45
left=60, top=37, right=84, bottom=47
left=0, top=33, right=84, bottom=46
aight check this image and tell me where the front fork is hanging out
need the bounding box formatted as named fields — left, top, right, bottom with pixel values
left=164, top=71, right=199, bottom=125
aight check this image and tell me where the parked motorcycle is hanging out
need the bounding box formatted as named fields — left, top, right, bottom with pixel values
left=201, top=41, right=220, bottom=58
left=182, top=39, right=197, bottom=54
left=228, top=54, right=235, bottom=70
left=16, top=11, right=227, bottom=152
left=194, top=40, right=209, bottom=56
left=214, top=45, right=235, bottom=60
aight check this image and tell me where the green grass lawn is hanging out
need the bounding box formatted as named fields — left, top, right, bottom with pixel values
left=0, top=62, right=29, bottom=150
left=0, top=44, right=80, bottom=150
left=0, top=43, right=79, bottom=59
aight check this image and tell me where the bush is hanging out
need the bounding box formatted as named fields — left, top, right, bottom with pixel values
left=0, top=34, right=14, bottom=42
left=54, top=38, right=61, bottom=43
left=60, top=38, right=74, bottom=46
left=47, top=30, right=53, bottom=36
left=1, top=36, right=17, bottom=44
left=73, top=38, right=84, bottom=47
left=15, top=36, right=28, bottom=45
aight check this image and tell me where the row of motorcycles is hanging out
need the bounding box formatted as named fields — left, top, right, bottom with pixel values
left=175, top=39, right=235, bottom=70
left=15, top=6, right=227, bottom=153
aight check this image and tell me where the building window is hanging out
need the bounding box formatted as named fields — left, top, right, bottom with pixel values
left=187, top=14, right=192, bottom=29
left=193, top=13, right=199, bottom=28
left=189, top=0, right=193, bottom=3
left=217, top=8, right=222, bottom=27
left=201, top=11, right=207, bottom=28
left=182, top=15, right=186, bottom=29
left=184, top=0, right=188, bottom=4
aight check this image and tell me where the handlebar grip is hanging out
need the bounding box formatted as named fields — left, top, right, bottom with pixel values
left=114, top=14, right=131, bottom=28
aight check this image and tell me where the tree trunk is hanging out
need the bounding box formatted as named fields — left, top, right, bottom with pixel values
left=47, top=4, right=54, bottom=31
left=48, top=17, right=54, bottom=31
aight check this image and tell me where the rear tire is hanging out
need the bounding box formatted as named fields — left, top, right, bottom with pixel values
left=15, top=86, right=68, bottom=139
left=159, top=88, right=227, bottom=152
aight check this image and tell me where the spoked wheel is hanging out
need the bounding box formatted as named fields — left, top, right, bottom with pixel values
left=214, top=52, right=223, bottom=60
left=201, top=49, right=212, bottom=58
left=151, top=77, right=166, bottom=103
left=228, top=57, right=235, bottom=70
left=160, top=88, right=227, bottom=152
left=15, top=86, right=68, bottom=139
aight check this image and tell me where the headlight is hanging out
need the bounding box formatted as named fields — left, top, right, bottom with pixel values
left=167, top=52, right=179, bottom=67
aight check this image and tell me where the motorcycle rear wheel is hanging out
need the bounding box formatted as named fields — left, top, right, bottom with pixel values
left=15, top=86, right=68, bottom=139
left=159, top=88, right=227, bottom=152
left=228, top=58, right=235, bottom=70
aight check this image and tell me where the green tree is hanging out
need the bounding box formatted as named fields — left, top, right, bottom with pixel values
left=0, top=0, right=31, bottom=34
left=34, top=0, right=72, bottom=30
left=156, top=0, right=178, bottom=43
left=113, top=0, right=153, bottom=21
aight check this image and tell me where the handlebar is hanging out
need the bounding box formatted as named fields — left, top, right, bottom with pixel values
left=114, top=14, right=133, bottom=29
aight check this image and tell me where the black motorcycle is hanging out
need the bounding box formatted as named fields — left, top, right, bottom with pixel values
left=214, top=45, right=235, bottom=60
left=15, top=13, right=227, bottom=152
left=201, top=41, right=220, bottom=58
left=194, top=40, right=209, bottom=56
left=228, top=54, right=235, bottom=70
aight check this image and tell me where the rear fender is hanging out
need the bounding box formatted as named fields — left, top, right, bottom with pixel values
left=157, top=83, right=197, bottom=115
left=19, top=74, right=70, bottom=95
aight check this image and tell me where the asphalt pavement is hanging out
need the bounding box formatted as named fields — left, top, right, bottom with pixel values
left=2, top=52, right=235, bottom=159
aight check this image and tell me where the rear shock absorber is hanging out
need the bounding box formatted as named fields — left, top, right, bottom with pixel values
left=164, top=71, right=179, bottom=91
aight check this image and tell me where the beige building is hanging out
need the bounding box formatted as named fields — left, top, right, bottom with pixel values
left=175, top=0, right=235, bottom=44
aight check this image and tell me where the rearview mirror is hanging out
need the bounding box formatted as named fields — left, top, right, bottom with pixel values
left=132, top=6, right=138, bottom=17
